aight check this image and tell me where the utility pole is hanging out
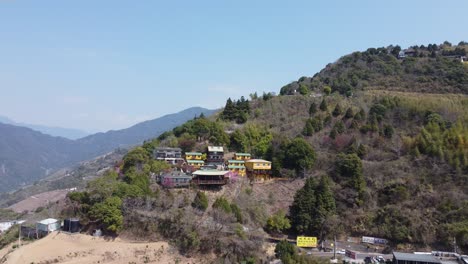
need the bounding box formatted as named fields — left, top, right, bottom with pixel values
left=453, top=237, right=457, bottom=254
left=333, top=235, right=337, bottom=260
left=18, top=223, right=21, bottom=248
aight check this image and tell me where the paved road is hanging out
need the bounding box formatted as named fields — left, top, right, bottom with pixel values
left=304, top=251, right=392, bottom=263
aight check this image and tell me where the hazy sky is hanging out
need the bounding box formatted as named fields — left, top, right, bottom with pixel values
left=0, top=0, right=466, bottom=132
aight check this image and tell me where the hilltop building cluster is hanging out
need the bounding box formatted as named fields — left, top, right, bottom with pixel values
left=153, top=146, right=272, bottom=188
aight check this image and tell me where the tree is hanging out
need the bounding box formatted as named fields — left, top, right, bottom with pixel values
left=230, top=130, right=248, bottom=152
left=309, top=102, right=317, bottom=116
left=222, top=98, right=236, bottom=120
left=335, top=153, right=366, bottom=206
left=344, top=107, right=354, bottom=119
left=315, top=176, right=336, bottom=220
left=357, top=144, right=367, bottom=159
left=122, top=147, right=150, bottom=173
left=89, top=196, right=123, bottom=233
left=289, top=175, right=336, bottom=238
left=265, top=210, right=291, bottom=234
left=283, top=138, right=316, bottom=175
left=149, top=160, right=170, bottom=174
left=369, top=104, right=387, bottom=122
left=303, top=119, right=315, bottom=136
left=391, top=45, right=401, bottom=57
left=319, top=99, right=328, bottom=111
left=334, top=121, right=345, bottom=134
left=275, top=240, right=297, bottom=262
left=249, top=92, right=258, bottom=100
left=332, top=104, right=343, bottom=117
left=329, top=129, right=337, bottom=139
left=323, top=86, right=332, bottom=95
left=299, top=84, right=309, bottom=95
left=213, top=196, right=232, bottom=213
left=192, top=191, right=208, bottom=211
left=354, top=108, right=366, bottom=121
left=383, top=124, right=394, bottom=138
left=178, top=133, right=197, bottom=153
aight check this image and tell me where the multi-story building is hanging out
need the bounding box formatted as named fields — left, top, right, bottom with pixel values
left=160, top=171, right=193, bottom=188
left=234, top=153, right=251, bottom=160
left=207, top=146, right=224, bottom=164
left=185, top=152, right=203, bottom=160
left=187, top=159, right=205, bottom=169
left=227, top=160, right=246, bottom=176
left=153, top=147, right=184, bottom=165
left=245, top=159, right=272, bottom=181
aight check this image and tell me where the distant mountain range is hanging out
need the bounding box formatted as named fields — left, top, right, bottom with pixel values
left=0, top=116, right=90, bottom=140
left=0, top=107, right=216, bottom=193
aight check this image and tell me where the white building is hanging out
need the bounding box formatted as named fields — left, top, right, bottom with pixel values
left=36, top=218, right=61, bottom=233
left=0, top=220, right=26, bottom=233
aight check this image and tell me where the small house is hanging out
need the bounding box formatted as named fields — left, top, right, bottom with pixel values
left=36, top=218, right=61, bottom=233
left=160, top=171, right=193, bottom=188
left=185, top=152, right=203, bottom=160
left=187, top=159, right=204, bottom=169
left=227, top=160, right=246, bottom=176
left=234, top=153, right=251, bottom=160
left=0, top=220, right=25, bottom=233
left=245, top=159, right=272, bottom=181
left=207, top=146, right=224, bottom=164
left=403, top=48, right=417, bottom=57
left=153, top=147, right=184, bottom=164
left=191, top=169, right=230, bottom=185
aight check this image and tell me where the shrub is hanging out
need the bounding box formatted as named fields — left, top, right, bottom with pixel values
left=213, top=197, right=232, bottom=213
left=265, top=210, right=291, bottom=234
left=323, top=86, right=332, bottom=95
left=192, top=191, right=208, bottom=211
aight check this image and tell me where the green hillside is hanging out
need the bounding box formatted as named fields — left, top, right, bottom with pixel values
left=60, top=42, right=468, bottom=262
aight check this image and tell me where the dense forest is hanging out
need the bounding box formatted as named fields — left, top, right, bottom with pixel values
left=61, top=42, right=468, bottom=263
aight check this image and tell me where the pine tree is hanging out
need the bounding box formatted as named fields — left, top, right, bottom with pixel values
left=332, top=104, right=343, bottom=117
left=289, top=178, right=318, bottom=235
left=344, top=107, right=354, bottom=119
left=320, top=99, right=328, bottom=111
left=316, top=175, right=336, bottom=219
left=335, top=153, right=366, bottom=206
left=289, top=176, right=336, bottom=237
left=222, top=98, right=236, bottom=120
left=302, top=119, right=314, bottom=136
left=309, top=102, right=317, bottom=116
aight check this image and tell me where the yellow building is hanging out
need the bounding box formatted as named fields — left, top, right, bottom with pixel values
left=227, top=160, right=246, bottom=176
left=234, top=153, right=251, bottom=160
left=187, top=160, right=204, bottom=169
left=245, top=159, right=272, bottom=181
left=185, top=152, right=203, bottom=160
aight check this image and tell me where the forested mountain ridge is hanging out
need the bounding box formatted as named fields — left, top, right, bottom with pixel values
left=60, top=42, right=468, bottom=263
left=0, top=107, right=215, bottom=193
left=280, top=42, right=468, bottom=95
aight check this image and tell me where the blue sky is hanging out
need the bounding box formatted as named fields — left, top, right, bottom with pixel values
left=0, top=0, right=466, bottom=132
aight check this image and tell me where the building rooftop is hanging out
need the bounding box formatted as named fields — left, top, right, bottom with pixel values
left=155, top=147, right=182, bottom=152
left=235, top=153, right=251, bottom=156
left=187, top=160, right=204, bottom=163
left=38, top=218, right=59, bottom=225
left=246, top=159, right=272, bottom=163
left=185, top=152, right=202, bottom=155
left=208, top=146, right=224, bottom=152
left=393, top=252, right=441, bottom=264
left=228, top=165, right=245, bottom=169
left=192, top=170, right=230, bottom=176
left=228, top=160, right=245, bottom=163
